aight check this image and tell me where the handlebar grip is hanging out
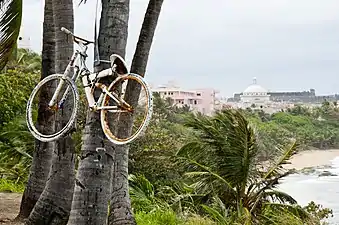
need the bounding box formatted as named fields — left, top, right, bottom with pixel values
left=61, top=27, right=72, bottom=35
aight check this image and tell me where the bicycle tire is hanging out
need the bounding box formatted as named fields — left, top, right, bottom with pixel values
left=100, top=73, right=153, bottom=145
left=26, top=74, right=79, bottom=142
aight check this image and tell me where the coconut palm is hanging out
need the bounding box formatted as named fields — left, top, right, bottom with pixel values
left=24, top=0, right=75, bottom=224
left=16, top=0, right=56, bottom=220
left=0, top=0, right=22, bottom=70
left=176, top=109, right=312, bottom=224
left=108, top=0, right=164, bottom=224
left=68, top=0, right=130, bottom=224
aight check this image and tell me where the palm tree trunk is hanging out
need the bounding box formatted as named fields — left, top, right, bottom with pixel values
left=16, top=0, right=55, bottom=220
left=66, top=113, right=113, bottom=225
left=25, top=0, right=75, bottom=224
left=108, top=1, right=164, bottom=224
left=67, top=1, right=129, bottom=224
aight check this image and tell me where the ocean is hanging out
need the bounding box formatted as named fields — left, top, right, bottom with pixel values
left=279, top=156, right=339, bottom=225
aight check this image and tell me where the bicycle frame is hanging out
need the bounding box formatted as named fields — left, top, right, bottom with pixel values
left=48, top=40, right=132, bottom=112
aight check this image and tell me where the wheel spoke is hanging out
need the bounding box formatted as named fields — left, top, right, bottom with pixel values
left=26, top=74, right=78, bottom=142
left=100, top=74, right=153, bottom=144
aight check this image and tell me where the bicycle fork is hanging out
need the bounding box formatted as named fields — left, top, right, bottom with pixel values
left=48, top=52, right=79, bottom=109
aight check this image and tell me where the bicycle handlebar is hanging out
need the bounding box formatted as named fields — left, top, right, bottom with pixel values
left=61, top=27, right=73, bottom=35
left=61, top=27, right=94, bottom=45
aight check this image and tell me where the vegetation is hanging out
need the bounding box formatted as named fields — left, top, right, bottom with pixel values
left=0, top=54, right=337, bottom=223
left=2, top=0, right=335, bottom=223
left=1, top=53, right=337, bottom=223
left=0, top=61, right=39, bottom=187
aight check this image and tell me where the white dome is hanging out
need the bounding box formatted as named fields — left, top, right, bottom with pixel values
left=242, top=77, right=267, bottom=94
left=243, top=84, right=267, bottom=93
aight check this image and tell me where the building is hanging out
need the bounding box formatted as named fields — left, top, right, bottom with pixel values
left=228, top=78, right=339, bottom=104
left=240, top=77, right=270, bottom=106
left=152, top=81, right=218, bottom=115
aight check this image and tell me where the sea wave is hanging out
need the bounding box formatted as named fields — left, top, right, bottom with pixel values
left=277, top=155, right=339, bottom=224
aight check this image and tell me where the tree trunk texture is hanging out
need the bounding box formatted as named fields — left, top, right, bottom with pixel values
left=25, top=0, right=75, bottom=224
left=16, top=0, right=55, bottom=220
left=66, top=114, right=113, bottom=225
left=98, top=0, right=129, bottom=65
left=108, top=1, right=163, bottom=225
left=67, top=1, right=129, bottom=224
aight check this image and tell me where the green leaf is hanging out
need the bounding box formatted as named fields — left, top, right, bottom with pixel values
left=0, top=0, right=23, bottom=70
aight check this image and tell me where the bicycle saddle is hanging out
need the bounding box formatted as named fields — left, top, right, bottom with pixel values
left=110, top=54, right=129, bottom=75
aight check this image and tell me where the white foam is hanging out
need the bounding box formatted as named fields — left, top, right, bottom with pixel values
left=330, top=156, right=339, bottom=167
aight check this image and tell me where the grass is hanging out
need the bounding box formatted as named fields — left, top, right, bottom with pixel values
left=135, top=210, right=216, bottom=225
left=0, top=178, right=25, bottom=193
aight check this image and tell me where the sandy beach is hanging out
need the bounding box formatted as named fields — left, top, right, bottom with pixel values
left=284, top=149, right=339, bottom=170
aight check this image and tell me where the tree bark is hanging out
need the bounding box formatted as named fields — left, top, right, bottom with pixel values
left=98, top=0, right=129, bottom=63
left=67, top=1, right=129, bottom=224
left=108, top=1, right=164, bottom=225
left=25, top=0, right=75, bottom=224
left=16, top=0, right=55, bottom=220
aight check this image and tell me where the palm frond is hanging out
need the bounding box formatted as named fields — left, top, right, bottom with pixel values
left=264, top=140, right=298, bottom=179
left=176, top=141, right=203, bottom=158
left=263, top=190, right=297, bottom=205
left=128, top=174, right=169, bottom=212
left=129, top=173, right=155, bottom=199
left=179, top=157, right=234, bottom=191
left=0, top=0, right=22, bottom=70
left=213, top=110, right=260, bottom=190
left=249, top=170, right=292, bottom=213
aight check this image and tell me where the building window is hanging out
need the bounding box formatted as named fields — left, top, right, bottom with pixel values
left=194, top=100, right=197, bottom=105
left=197, top=93, right=201, bottom=96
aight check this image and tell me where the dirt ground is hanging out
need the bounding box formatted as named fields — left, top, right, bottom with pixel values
left=0, top=193, right=23, bottom=225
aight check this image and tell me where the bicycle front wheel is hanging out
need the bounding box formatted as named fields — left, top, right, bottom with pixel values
left=100, top=73, right=153, bottom=145
left=26, top=74, right=79, bottom=142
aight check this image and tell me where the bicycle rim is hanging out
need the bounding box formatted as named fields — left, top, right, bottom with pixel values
left=100, top=73, right=153, bottom=145
left=26, top=74, right=79, bottom=142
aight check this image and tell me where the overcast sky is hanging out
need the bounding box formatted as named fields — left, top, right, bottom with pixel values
left=20, top=0, right=339, bottom=97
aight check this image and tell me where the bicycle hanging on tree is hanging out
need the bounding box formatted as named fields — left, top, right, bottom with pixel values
left=26, top=27, right=153, bottom=145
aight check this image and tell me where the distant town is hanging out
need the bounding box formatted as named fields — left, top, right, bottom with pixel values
left=152, top=78, right=339, bottom=115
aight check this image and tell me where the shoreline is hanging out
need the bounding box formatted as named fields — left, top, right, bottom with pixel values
left=283, top=149, right=339, bottom=170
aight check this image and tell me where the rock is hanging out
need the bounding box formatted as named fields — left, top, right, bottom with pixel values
left=288, top=168, right=298, bottom=174
left=300, top=167, right=316, bottom=175
left=318, top=170, right=337, bottom=177
left=317, top=164, right=333, bottom=170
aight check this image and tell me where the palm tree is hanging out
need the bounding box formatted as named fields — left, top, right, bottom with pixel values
left=16, top=0, right=56, bottom=220
left=25, top=0, right=75, bottom=224
left=0, top=1, right=58, bottom=222
left=176, top=109, right=312, bottom=224
left=108, top=0, right=164, bottom=224
left=0, top=0, right=22, bottom=70
left=68, top=0, right=130, bottom=224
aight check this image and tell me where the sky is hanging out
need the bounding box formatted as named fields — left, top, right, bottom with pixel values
left=20, top=0, right=339, bottom=98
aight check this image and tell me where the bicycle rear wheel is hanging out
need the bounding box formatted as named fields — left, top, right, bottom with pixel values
left=100, top=73, right=153, bottom=145
left=26, top=74, right=79, bottom=142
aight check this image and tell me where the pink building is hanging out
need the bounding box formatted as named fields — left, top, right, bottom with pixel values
left=152, top=82, right=218, bottom=115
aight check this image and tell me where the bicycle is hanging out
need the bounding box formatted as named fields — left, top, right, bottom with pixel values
left=26, top=27, right=153, bottom=145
